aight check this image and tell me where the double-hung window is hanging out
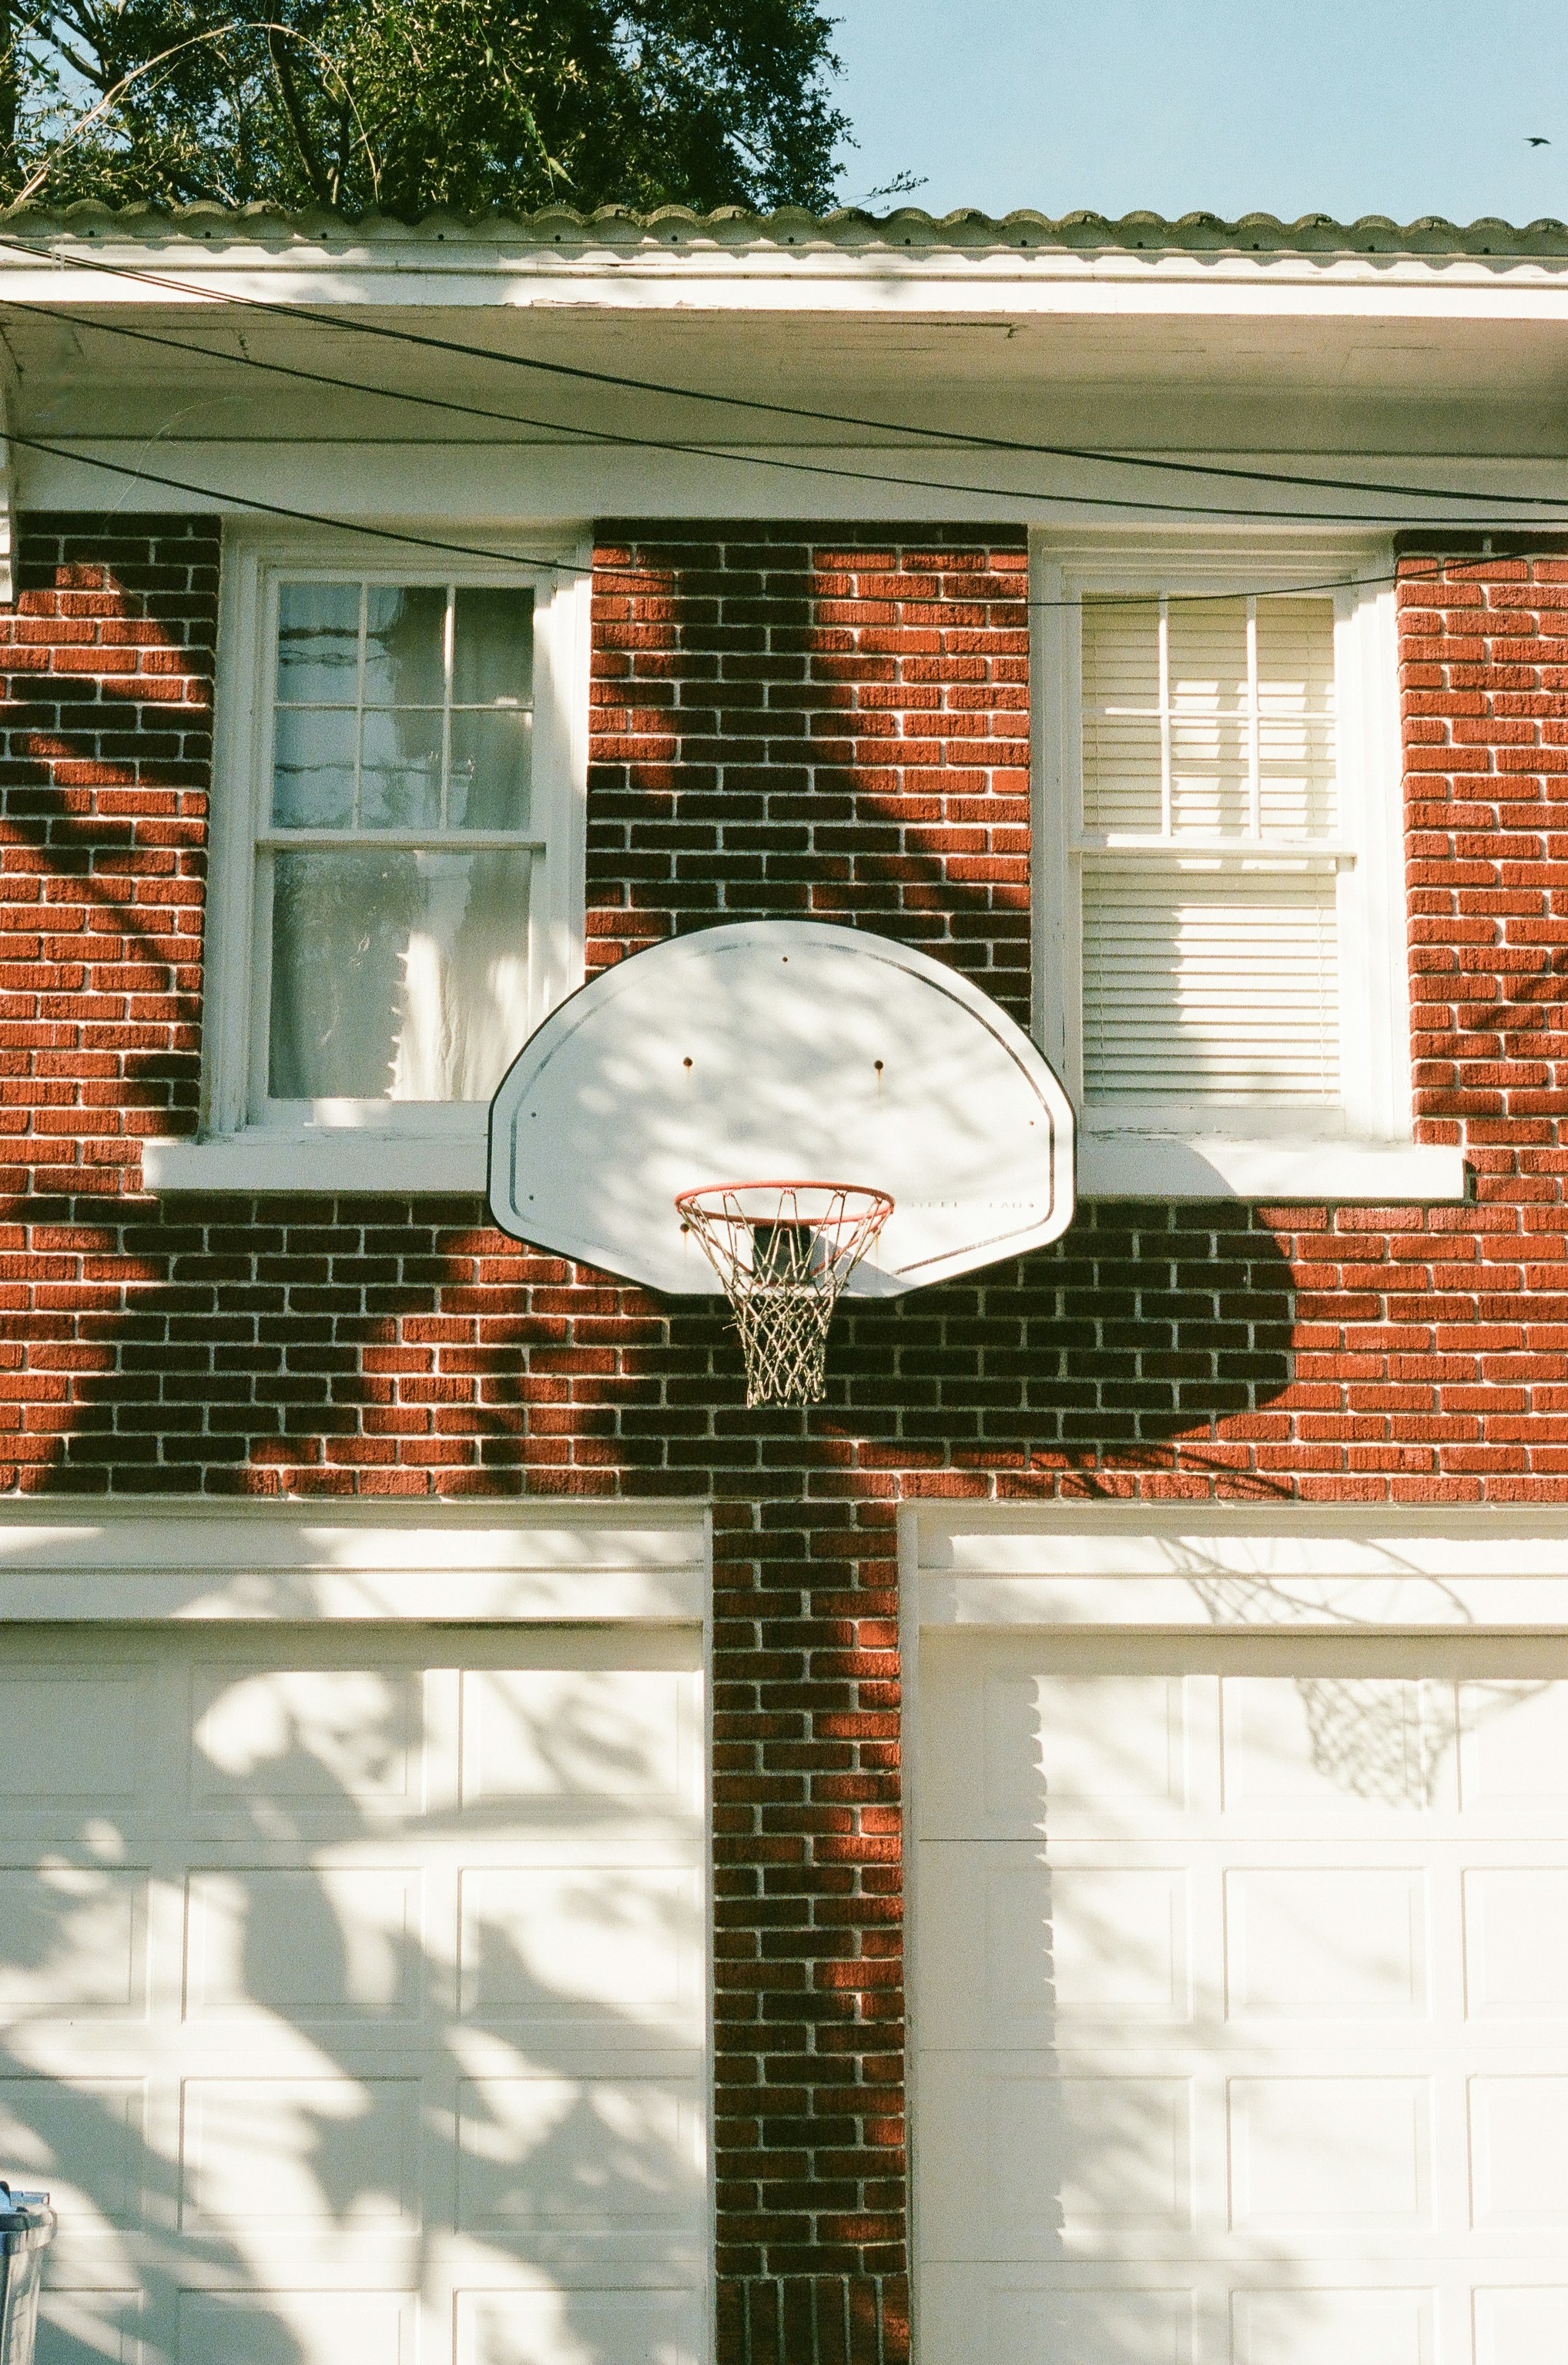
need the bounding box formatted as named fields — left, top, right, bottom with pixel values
left=155, top=538, right=588, bottom=1191
left=1037, top=541, right=1460, bottom=1198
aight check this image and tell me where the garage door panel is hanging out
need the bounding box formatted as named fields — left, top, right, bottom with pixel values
left=1458, top=1680, right=1568, bottom=1811
left=0, top=1866, right=148, bottom=2017
left=176, top=2286, right=414, bottom=2365
left=0, top=2075, right=146, bottom=2235
left=917, top=1847, right=1194, bottom=2044
left=1474, top=2286, right=1568, bottom=2363
left=454, top=2073, right=705, bottom=2234
left=179, top=2074, right=424, bottom=2231
left=994, top=2283, right=1194, bottom=2365
left=1230, top=2285, right=1433, bottom=2365
left=1468, top=2076, right=1568, bottom=2229
left=184, top=1867, right=425, bottom=2023
left=923, top=1659, right=1197, bottom=1837
left=1462, top=1870, right=1568, bottom=2018
left=0, top=1671, right=154, bottom=1817
left=1221, top=1677, right=1452, bottom=1816
left=920, top=2271, right=1194, bottom=2365
left=920, top=2053, right=1195, bottom=2256
left=459, top=1670, right=700, bottom=1815
left=37, top=2286, right=144, bottom=2365
left=457, top=1866, right=703, bottom=2042
left=455, top=2286, right=706, bottom=2365
left=1224, top=1869, right=1429, bottom=2021
left=1228, top=2076, right=1432, bottom=2230
left=190, top=1663, right=430, bottom=1825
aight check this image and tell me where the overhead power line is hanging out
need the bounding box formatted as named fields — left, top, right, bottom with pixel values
left=2, top=227, right=1568, bottom=519
left=8, top=428, right=1556, bottom=613
left=9, top=296, right=1519, bottom=531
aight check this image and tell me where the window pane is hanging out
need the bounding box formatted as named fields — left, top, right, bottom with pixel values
left=1081, top=601, right=1161, bottom=835
left=362, top=585, right=445, bottom=708
left=269, top=847, right=531, bottom=1101
left=276, top=582, right=359, bottom=704
left=360, top=708, right=443, bottom=830
left=271, top=705, right=356, bottom=828
left=1257, top=598, right=1338, bottom=839
left=1168, top=599, right=1248, bottom=712
left=450, top=708, right=532, bottom=829
left=1081, top=865, right=1339, bottom=1106
left=1168, top=599, right=1249, bottom=836
left=453, top=588, right=534, bottom=707
left=1170, top=730, right=1248, bottom=835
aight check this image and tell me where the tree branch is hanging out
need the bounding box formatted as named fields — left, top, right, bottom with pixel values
left=264, top=25, right=330, bottom=206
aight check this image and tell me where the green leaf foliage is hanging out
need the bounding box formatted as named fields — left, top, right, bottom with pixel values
left=2, top=1, right=851, bottom=216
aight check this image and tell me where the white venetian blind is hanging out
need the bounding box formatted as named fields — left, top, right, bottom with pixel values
left=1079, top=592, right=1342, bottom=1110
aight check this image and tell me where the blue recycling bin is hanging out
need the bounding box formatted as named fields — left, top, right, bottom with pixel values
left=0, top=2188, right=54, bottom=2365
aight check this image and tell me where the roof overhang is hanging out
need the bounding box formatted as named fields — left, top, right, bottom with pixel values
left=3, top=205, right=1568, bottom=519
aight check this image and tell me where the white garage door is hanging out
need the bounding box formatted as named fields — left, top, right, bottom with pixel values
left=916, top=1630, right=1568, bottom=2365
left=0, top=1623, right=706, bottom=2365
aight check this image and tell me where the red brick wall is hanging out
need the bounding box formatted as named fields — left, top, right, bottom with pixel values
left=588, top=524, right=1031, bottom=1020
left=0, top=516, right=215, bottom=1200
left=4, top=519, right=1568, bottom=2363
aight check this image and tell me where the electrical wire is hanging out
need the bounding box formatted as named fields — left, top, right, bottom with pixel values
left=2, top=224, right=1568, bottom=518
left=6, top=292, right=1532, bottom=531
left=9, top=427, right=1552, bottom=611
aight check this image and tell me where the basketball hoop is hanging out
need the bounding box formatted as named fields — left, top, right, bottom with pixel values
left=675, top=1181, right=894, bottom=1408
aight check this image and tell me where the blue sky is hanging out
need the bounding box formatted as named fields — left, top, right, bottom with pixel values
left=829, top=0, right=1568, bottom=226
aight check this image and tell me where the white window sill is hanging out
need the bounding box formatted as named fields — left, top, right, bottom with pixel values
left=142, top=1132, right=491, bottom=1194
left=1078, top=1134, right=1468, bottom=1202
left=143, top=1131, right=1468, bottom=1205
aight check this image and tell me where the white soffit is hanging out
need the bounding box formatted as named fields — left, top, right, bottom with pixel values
left=0, top=1499, right=708, bottom=1622
left=909, top=1504, right=1568, bottom=1631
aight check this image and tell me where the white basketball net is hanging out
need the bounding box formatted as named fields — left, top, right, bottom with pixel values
left=675, top=1181, right=895, bottom=1408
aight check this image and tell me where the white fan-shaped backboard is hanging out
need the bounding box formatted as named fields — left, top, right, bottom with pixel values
left=487, top=920, right=1075, bottom=1296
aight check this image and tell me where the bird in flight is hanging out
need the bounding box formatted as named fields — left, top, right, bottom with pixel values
left=1528, top=135, right=1552, bottom=146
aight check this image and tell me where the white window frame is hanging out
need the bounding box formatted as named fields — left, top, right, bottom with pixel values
left=146, top=524, right=592, bottom=1194
left=1034, top=530, right=1463, bottom=1201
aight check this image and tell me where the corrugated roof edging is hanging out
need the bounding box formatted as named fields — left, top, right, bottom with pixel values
left=4, top=198, right=1568, bottom=259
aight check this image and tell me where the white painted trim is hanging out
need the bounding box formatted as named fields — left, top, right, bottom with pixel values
left=1077, top=1134, right=1465, bottom=1200
left=0, top=1498, right=709, bottom=1622
left=198, top=521, right=591, bottom=1155
left=910, top=1502, right=1568, bottom=1632
left=142, top=1129, right=489, bottom=1192
left=144, top=1128, right=1469, bottom=1201
left=22, top=440, right=1568, bottom=538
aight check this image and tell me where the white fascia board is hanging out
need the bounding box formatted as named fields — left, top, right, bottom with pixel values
left=34, top=441, right=1568, bottom=534
left=907, top=1502, right=1568, bottom=1633
left=30, top=441, right=1568, bottom=524
left=10, top=238, right=1568, bottom=323
left=0, top=1496, right=709, bottom=1622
